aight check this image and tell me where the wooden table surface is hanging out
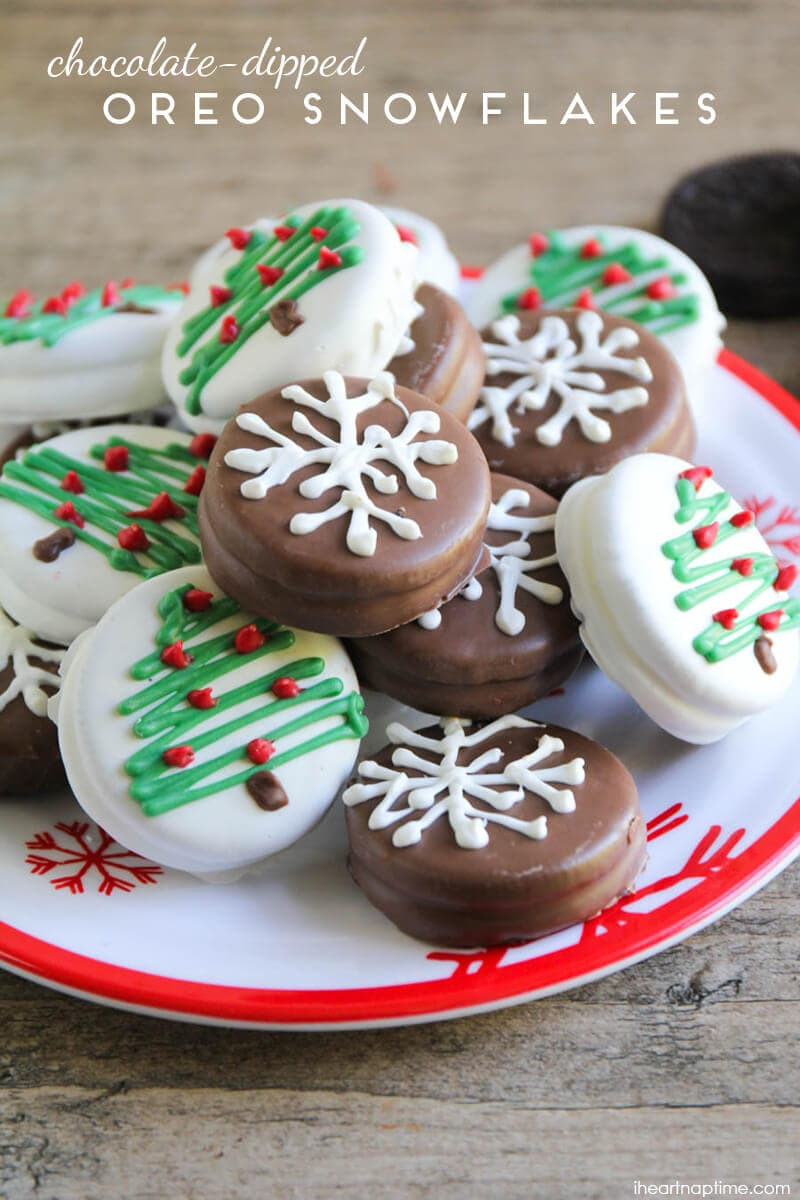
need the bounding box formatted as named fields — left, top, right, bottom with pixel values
left=1, top=2, right=798, bottom=1196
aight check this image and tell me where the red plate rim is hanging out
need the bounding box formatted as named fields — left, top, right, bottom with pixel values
left=0, top=347, right=798, bottom=1027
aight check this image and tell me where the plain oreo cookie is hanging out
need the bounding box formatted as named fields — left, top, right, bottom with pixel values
left=661, top=154, right=800, bottom=318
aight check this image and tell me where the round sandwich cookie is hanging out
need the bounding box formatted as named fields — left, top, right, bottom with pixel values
left=0, top=608, right=65, bottom=795
left=0, top=423, right=212, bottom=645
left=0, top=278, right=185, bottom=424
left=379, top=205, right=462, bottom=295
left=555, top=454, right=800, bottom=744
left=466, top=225, right=725, bottom=401
left=200, top=371, right=491, bottom=637
left=467, top=307, right=694, bottom=498
left=661, top=153, right=800, bottom=318
left=162, top=199, right=419, bottom=434
left=344, top=715, right=646, bottom=947
left=388, top=284, right=484, bottom=422
left=348, top=473, right=583, bottom=717
left=55, top=566, right=367, bottom=879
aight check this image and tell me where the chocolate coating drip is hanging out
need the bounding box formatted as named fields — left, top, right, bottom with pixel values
left=247, top=771, right=289, bottom=811
left=33, top=527, right=77, bottom=562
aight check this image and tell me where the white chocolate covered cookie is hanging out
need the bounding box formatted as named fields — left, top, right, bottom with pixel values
left=466, top=226, right=725, bottom=404
left=380, top=206, right=462, bottom=295
left=55, top=566, right=366, bottom=878
left=0, top=281, right=184, bottom=423
left=0, top=422, right=209, bottom=644
left=162, top=199, right=419, bottom=434
left=555, top=454, right=800, bottom=743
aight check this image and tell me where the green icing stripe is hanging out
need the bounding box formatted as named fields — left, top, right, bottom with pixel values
left=501, top=230, right=700, bottom=335
left=0, top=437, right=201, bottom=578
left=0, top=284, right=180, bottom=347
left=661, top=476, right=800, bottom=663
left=177, top=205, right=364, bottom=416
left=120, top=583, right=368, bottom=817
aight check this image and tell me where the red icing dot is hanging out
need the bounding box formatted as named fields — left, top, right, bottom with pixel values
left=42, top=295, right=68, bottom=316
left=580, top=238, right=603, bottom=259
left=60, top=470, right=84, bottom=494
left=602, top=263, right=632, bottom=286
left=247, top=738, right=275, bottom=765
left=757, top=610, right=783, bottom=632
left=256, top=264, right=284, bottom=287
left=4, top=290, right=34, bottom=319
left=103, top=444, right=129, bottom=472
left=575, top=288, right=596, bottom=310
left=161, top=641, right=193, bottom=669
left=189, top=432, right=218, bottom=459
left=731, top=557, right=754, bottom=576
left=396, top=225, right=418, bottom=245
left=647, top=276, right=677, bottom=301
left=528, top=232, right=549, bottom=257
left=209, top=285, right=233, bottom=307
left=183, top=588, right=213, bottom=612
left=119, top=277, right=135, bottom=289
left=730, top=510, right=754, bottom=528
left=272, top=676, right=300, bottom=699
left=163, top=745, right=194, bottom=768
left=169, top=281, right=191, bottom=295
left=61, top=281, right=86, bottom=305
left=183, top=465, right=206, bottom=496
left=713, top=608, right=738, bottom=630
left=310, top=226, right=329, bottom=241
left=775, top=564, right=799, bottom=592
left=101, top=281, right=121, bottom=308
left=117, top=523, right=150, bottom=552
left=234, top=624, right=266, bottom=654
left=678, top=466, right=713, bottom=491
left=219, top=314, right=240, bottom=344
left=517, top=287, right=542, bottom=311
left=692, top=522, right=719, bottom=550
left=273, top=225, right=295, bottom=242
left=187, top=687, right=216, bottom=710
left=54, top=501, right=84, bottom=528
left=226, top=227, right=251, bottom=251
left=126, top=492, right=186, bottom=522
left=318, top=246, right=342, bottom=270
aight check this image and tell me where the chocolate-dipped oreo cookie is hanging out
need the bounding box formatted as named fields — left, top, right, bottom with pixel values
left=661, top=154, right=800, bottom=318
left=388, top=284, right=484, bottom=422
left=199, top=371, right=491, bottom=637
left=468, top=308, right=695, bottom=498
left=0, top=608, right=65, bottom=795
left=348, top=473, right=583, bottom=716
left=344, top=715, right=646, bottom=947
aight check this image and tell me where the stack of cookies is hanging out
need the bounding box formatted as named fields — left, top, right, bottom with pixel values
left=0, top=198, right=797, bottom=947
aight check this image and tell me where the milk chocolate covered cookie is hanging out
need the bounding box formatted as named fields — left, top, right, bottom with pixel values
left=200, top=371, right=491, bottom=636
left=0, top=609, right=65, bottom=795
left=388, top=284, right=484, bottom=422
left=468, top=308, right=694, bottom=497
left=344, top=715, right=646, bottom=947
left=348, top=474, right=582, bottom=716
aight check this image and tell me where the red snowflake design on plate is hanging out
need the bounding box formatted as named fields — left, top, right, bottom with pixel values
left=742, top=494, right=800, bottom=563
left=25, top=821, right=163, bottom=896
left=426, top=803, right=744, bottom=978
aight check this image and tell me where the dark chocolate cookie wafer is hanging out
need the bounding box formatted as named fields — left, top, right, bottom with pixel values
left=661, top=154, right=800, bottom=317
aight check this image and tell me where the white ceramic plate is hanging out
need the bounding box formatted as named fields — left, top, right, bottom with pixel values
left=0, top=348, right=798, bottom=1029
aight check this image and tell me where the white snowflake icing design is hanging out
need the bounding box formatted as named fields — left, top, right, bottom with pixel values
left=0, top=610, right=63, bottom=718
left=224, top=370, right=458, bottom=557
left=418, top=487, right=563, bottom=635
left=468, top=310, right=653, bottom=448
left=343, top=715, right=586, bottom=850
